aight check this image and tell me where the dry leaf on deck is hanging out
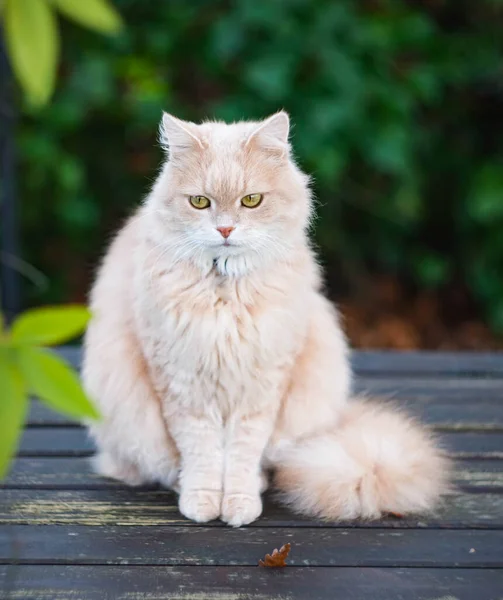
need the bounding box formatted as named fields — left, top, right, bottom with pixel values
left=258, top=543, right=291, bottom=567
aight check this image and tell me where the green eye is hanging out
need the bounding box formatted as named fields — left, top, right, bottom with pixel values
left=189, top=195, right=211, bottom=209
left=241, top=193, right=263, bottom=208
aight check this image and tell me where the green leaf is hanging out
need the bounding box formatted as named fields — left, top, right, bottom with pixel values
left=17, top=347, right=100, bottom=420
left=0, top=352, right=28, bottom=479
left=11, top=305, right=91, bottom=346
left=4, top=0, right=60, bottom=106
left=51, top=0, right=123, bottom=35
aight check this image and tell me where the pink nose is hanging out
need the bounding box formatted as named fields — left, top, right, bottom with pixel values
left=217, top=226, right=234, bottom=239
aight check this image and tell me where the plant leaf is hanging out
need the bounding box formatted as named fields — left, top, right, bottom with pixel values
left=0, top=352, right=28, bottom=479
left=10, top=305, right=91, bottom=346
left=17, top=346, right=100, bottom=420
left=4, top=0, right=60, bottom=106
left=51, top=0, right=123, bottom=35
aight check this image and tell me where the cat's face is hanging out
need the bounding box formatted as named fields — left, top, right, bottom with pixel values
left=149, top=112, right=312, bottom=274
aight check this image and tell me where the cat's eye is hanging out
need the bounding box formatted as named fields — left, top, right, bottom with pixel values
left=241, top=193, right=263, bottom=208
left=189, top=195, right=211, bottom=209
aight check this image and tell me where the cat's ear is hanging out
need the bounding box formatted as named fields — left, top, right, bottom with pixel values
left=160, top=113, right=205, bottom=155
left=246, top=111, right=290, bottom=153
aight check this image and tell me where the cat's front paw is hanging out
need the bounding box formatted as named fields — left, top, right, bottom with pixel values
left=179, top=490, right=222, bottom=523
left=221, top=493, right=262, bottom=527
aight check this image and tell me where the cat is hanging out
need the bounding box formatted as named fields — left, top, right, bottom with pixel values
left=83, top=111, right=449, bottom=527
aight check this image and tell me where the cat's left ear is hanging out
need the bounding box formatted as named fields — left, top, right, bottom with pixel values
left=159, top=113, right=205, bottom=156
left=246, top=111, right=290, bottom=154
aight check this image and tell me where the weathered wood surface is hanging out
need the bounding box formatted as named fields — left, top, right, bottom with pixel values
left=1, top=488, right=502, bottom=528
left=1, top=566, right=502, bottom=600
left=5, top=456, right=503, bottom=490
left=1, top=525, right=502, bottom=567
left=1, top=349, right=503, bottom=599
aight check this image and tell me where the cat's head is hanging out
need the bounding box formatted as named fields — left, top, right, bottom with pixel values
left=148, top=111, right=312, bottom=276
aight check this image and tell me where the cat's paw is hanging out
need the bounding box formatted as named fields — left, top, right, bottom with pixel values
left=178, top=490, right=222, bottom=523
left=221, top=493, right=263, bottom=527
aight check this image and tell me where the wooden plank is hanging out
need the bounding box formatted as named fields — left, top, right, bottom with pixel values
left=1, top=565, right=502, bottom=600
left=18, top=428, right=93, bottom=456
left=0, top=525, right=501, bottom=567
left=56, top=345, right=81, bottom=369
left=56, top=345, right=503, bottom=377
left=0, top=489, right=501, bottom=528
left=455, top=459, right=503, bottom=490
left=440, top=432, right=503, bottom=457
left=17, top=427, right=503, bottom=458
left=27, top=401, right=72, bottom=426
left=352, top=350, right=503, bottom=377
left=3, top=457, right=503, bottom=491
left=355, top=377, right=503, bottom=401
left=2, top=458, right=118, bottom=489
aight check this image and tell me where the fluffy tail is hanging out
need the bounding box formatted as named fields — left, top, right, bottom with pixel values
left=273, top=399, right=450, bottom=520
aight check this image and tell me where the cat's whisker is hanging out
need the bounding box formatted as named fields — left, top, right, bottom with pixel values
left=172, top=239, right=202, bottom=264
left=143, top=241, right=171, bottom=266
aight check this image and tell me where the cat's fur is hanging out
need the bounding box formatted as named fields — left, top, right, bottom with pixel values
left=83, top=111, right=448, bottom=526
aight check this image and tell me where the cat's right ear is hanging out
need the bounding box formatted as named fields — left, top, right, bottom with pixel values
left=159, top=113, right=205, bottom=155
left=245, top=111, right=290, bottom=157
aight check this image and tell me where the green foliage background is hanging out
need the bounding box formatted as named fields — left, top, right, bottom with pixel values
left=17, top=0, right=503, bottom=331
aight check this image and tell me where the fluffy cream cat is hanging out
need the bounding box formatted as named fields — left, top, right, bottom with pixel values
left=83, top=111, right=448, bottom=527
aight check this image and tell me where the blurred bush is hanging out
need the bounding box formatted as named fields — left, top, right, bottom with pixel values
left=17, top=0, right=503, bottom=332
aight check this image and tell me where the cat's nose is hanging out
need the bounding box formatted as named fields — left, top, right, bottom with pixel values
left=216, top=226, right=235, bottom=239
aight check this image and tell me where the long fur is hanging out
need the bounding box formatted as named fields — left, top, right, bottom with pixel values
left=272, top=398, right=449, bottom=520
left=83, top=111, right=449, bottom=526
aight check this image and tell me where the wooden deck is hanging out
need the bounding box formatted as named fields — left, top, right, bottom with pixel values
left=1, top=348, right=503, bottom=599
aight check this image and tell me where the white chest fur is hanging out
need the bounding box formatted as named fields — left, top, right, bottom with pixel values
left=135, top=262, right=307, bottom=417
